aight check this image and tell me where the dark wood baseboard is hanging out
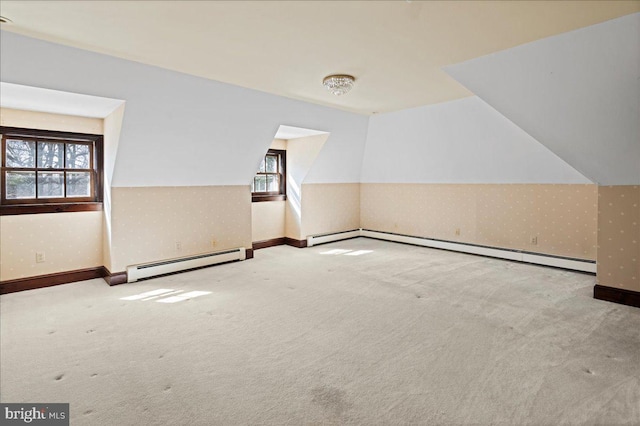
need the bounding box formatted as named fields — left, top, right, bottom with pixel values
left=252, top=237, right=307, bottom=249
left=253, top=238, right=286, bottom=250
left=103, top=268, right=128, bottom=286
left=246, top=248, right=254, bottom=259
left=285, top=237, right=307, bottom=248
left=594, top=284, right=640, bottom=309
left=0, top=267, right=106, bottom=294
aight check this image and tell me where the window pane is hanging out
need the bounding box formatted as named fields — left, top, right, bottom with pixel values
left=254, top=176, right=266, bottom=192
left=258, top=158, right=266, bottom=173
left=265, top=155, right=277, bottom=173
left=66, top=143, right=90, bottom=169
left=37, top=142, right=64, bottom=168
left=6, top=139, right=35, bottom=168
left=67, top=172, right=91, bottom=197
left=37, top=172, right=65, bottom=198
left=266, top=174, right=279, bottom=192
left=6, top=171, right=36, bottom=199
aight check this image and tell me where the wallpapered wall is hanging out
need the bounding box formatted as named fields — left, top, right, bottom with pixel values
left=0, top=108, right=104, bottom=281
left=252, top=201, right=286, bottom=242
left=361, top=183, right=598, bottom=260
left=597, top=186, right=640, bottom=291
left=110, top=186, right=252, bottom=272
left=301, top=184, right=360, bottom=239
left=0, top=108, right=103, bottom=134
left=0, top=212, right=103, bottom=281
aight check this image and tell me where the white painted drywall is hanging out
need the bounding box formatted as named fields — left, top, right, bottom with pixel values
left=0, top=31, right=368, bottom=187
left=445, top=13, right=640, bottom=185
left=361, top=96, right=590, bottom=184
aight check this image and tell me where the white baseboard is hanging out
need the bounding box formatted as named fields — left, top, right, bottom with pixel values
left=307, top=229, right=362, bottom=247
left=351, top=229, right=595, bottom=274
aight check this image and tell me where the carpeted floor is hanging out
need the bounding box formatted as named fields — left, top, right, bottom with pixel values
left=1, top=238, right=639, bottom=425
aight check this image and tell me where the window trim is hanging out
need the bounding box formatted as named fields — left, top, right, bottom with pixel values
left=0, top=127, right=104, bottom=215
left=251, top=149, right=286, bottom=203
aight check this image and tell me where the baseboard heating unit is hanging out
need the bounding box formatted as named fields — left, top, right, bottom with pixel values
left=360, top=229, right=596, bottom=274
left=307, top=229, right=362, bottom=247
left=127, top=248, right=246, bottom=283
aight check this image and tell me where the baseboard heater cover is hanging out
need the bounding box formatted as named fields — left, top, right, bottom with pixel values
left=126, top=248, right=246, bottom=283
left=360, top=229, right=596, bottom=274
left=307, top=229, right=362, bottom=247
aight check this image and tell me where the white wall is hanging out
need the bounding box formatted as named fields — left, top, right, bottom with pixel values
left=361, top=96, right=590, bottom=184
left=285, top=134, right=329, bottom=239
left=445, top=13, right=640, bottom=185
left=0, top=31, right=369, bottom=187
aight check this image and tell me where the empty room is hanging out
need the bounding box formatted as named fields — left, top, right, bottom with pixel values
left=1, top=1, right=639, bottom=425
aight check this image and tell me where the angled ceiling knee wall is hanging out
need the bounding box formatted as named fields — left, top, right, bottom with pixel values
left=0, top=30, right=369, bottom=188
left=444, top=13, right=640, bottom=186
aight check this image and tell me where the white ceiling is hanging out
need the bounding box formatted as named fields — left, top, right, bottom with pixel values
left=0, top=82, right=124, bottom=118
left=445, top=13, right=640, bottom=185
left=0, top=1, right=638, bottom=114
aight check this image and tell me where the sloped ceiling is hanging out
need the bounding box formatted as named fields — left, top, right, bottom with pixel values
left=0, top=1, right=638, bottom=114
left=362, top=97, right=590, bottom=184
left=445, top=13, right=640, bottom=185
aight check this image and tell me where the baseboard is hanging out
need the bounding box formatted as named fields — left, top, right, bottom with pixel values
left=103, top=268, right=128, bottom=286
left=284, top=237, right=307, bottom=248
left=246, top=248, right=254, bottom=259
left=253, top=238, right=286, bottom=250
left=360, top=229, right=596, bottom=274
left=307, top=229, right=362, bottom=247
left=0, top=267, right=106, bottom=294
left=594, top=284, right=640, bottom=308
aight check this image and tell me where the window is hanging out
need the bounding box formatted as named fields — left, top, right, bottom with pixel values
left=1, top=127, right=103, bottom=215
left=251, top=149, right=286, bottom=202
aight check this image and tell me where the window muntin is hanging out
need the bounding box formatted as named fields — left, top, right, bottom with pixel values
left=251, top=149, right=286, bottom=202
left=1, top=128, right=103, bottom=213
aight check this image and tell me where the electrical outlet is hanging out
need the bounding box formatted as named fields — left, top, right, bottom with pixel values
left=455, top=228, right=461, bottom=236
left=530, top=236, right=538, bottom=245
left=36, top=252, right=46, bottom=263
left=175, top=242, right=182, bottom=251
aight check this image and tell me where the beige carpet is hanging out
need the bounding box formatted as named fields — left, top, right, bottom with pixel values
left=1, top=238, right=639, bottom=425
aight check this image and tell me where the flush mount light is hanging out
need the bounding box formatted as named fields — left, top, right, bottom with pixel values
left=322, top=74, right=355, bottom=96
left=0, top=16, right=12, bottom=24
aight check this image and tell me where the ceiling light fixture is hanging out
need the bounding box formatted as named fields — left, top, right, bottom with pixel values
left=0, top=16, right=12, bottom=24
left=323, top=74, right=355, bottom=96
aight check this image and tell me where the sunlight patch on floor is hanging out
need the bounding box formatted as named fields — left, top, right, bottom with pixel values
left=320, top=249, right=373, bottom=256
left=320, top=249, right=353, bottom=255
left=345, top=250, right=373, bottom=256
left=120, top=289, right=175, bottom=300
left=120, top=289, right=211, bottom=303
left=156, top=291, right=212, bottom=304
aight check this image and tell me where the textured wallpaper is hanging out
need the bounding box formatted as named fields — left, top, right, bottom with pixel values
left=301, top=184, right=360, bottom=239
left=361, top=183, right=597, bottom=260
left=597, top=186, right=640, bottom=291
left=0, top=212, right=103, bottom=281
left=0, top=108, right=103, bottom=134
left=252, top=201, right=286, bottom=242
left=110, top=186, right=252, bottom=272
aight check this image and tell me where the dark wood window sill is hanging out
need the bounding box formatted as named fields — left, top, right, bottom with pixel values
left=252, top=194, right=287, bottom=203
left=0, top=202, right=103, bottom=215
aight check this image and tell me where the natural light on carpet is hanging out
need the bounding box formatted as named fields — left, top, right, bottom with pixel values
left=156, top=291, right=211, bottom=304
left=344, top=250, right=373, bottom=256
left=120, top=289, right=211, bottom=303
left=320, top=249, right=373, bottom=256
